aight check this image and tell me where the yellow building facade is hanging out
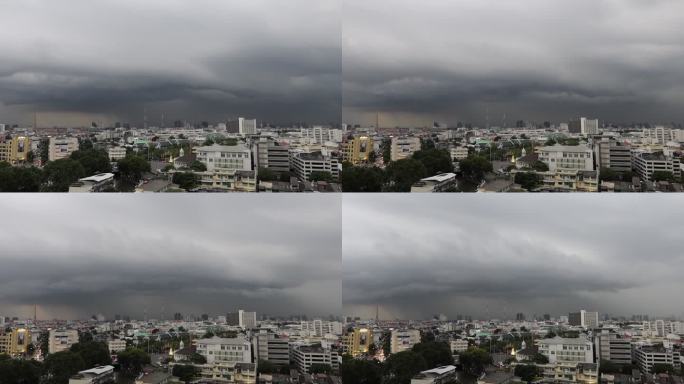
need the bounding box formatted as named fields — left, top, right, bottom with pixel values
left=0, top=136, right=32, bottom=164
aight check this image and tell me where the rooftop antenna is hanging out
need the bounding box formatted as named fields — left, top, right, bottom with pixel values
left=144, top=107, right=148, bottom=130
left=486, top=107, right=490, bottom=130
left=33, top=112, right=38, bottom=130
left=376, top=304, right=379, bottom=322
left=161, top=113, right=165, bottom=129
left=34, top=304, right=37, bottom=323
left=376, top=112, right=380, bottom=130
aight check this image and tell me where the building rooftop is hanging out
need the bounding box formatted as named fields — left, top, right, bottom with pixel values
left=80, top=173, right=115, bottom=183
left=538, top=144, right=591, bottom=152
left=196, top=143, right=249, bottom=152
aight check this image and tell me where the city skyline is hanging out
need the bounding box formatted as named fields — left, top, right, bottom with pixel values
left=0, top=195, right=342, bottom=320
left=343, top=194, right=684, bottom=320
left=343, top=0, right=684, bottom=127
left=0, top=0, right=341, bottom=127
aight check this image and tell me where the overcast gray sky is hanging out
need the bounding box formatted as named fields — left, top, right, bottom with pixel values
left=0, top=195, right=341, bottom=321
left=343, top=195, right=684, bottom=320
left=343, top=0, right=684, bottom=127
left=0, top=0, right=341, bottom=127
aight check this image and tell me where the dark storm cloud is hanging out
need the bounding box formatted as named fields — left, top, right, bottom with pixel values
left=0, top=195, right=341, bottom=320
left=343, top=195, right=684, bottom=320
left=342, top=0, right=684, bottom=126
left=0, top=0, right=341, bottom=125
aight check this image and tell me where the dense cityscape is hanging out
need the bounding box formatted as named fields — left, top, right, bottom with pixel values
left=1, top=118, right=684, bottom=193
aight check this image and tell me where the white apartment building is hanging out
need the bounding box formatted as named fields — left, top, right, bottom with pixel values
left=536, top=336, right=594, bottom=364
left=390, top=136, right=421, bottom=161
left=291, top=343, right=339, bottom=374
left=290, top=150, right=340, bottom=181
left=450, top=339, right=469, bottom=354
left=49, top=137, right=79, bottom=161
left=450, top=146, right=469, bottom=162
left=642, top=127, right=684, bottom=144
left=108, top=146, right=127, bottom=161
left=537, top=145, right=594, bottom=173
left=301, top=320, right=343, bottom=337
left=195, top=336, right=252, bottom=364
left=631, top=150, right=681, bottom=182
left=193, top=144, right=256, bottom=191
left=238, top=310, right=257, bottom=329
left=391, top=329, right=422, bottom=354
left=49, top=329, right=79, bottom=354
left=107, top=339, right=127, bottom=354
left=301, top=127, right=344, bottom=144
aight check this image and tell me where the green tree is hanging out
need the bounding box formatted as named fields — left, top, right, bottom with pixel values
left=515, top=364, right=540, bottom=382
left=69, top=341, right=111, bottom=368
left=385, top=158, right=427, bottom=192
left=42, top=159, right=86, bottom=192
left=172, top=364, right=199, bottom=383
left=258, top=359, right=277, bottom=374
left=310, top=171, right=333, bottom=182
left=383, top=351, right=427, bottom=384
left=460, top=156, right=492, bottom=182
left=381, top=138, right=392, bottom=164
left=310, top=363, right=332, bottom=374
left=117, top=348, right=150, bottom=377
left=412, top=148, right=453, bottom=176
left=258, top=167, right=276, bottom=182
left=652, top=364, right=674, bottom=374
left=652, top=171, right=675, bottom=182
left=38, top=138, right=50, bottom=164
left=532, top=353, right=549, bottom=364
left=172, top=172, right=199, bottom=191
left=341, top=358, right=382, bottom=384
left=0, top=356, right=44, bottom=384
left=459, top=347, right=492, bottom=376
left=189, top=353, right=206, bottom=364
left=70, top=148, right=112, bottom=175
left=412, top=341, right=454, bottom=368
left=0, top=165, right=43, bottom=192
left=44, top=351, right=86, bottom=384
left=532, top=160, right=549, bottom=172
left=189, top=160, right=207, bottom=172
left=515, top=172, right=541, bottom=191
left=340, top=165, right=384, bottom=192
left=117, top=155, right=151, bottom=191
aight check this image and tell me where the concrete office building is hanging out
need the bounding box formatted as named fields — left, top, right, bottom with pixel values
left=595, top=331, right=632, bottom=365
left=291, top=343, right=339, bottom=374
left=411, top=173, right=457, bottom=192
left=254, top=332, right=290, bottom=366
left=107, top=339, right=127, bottom=354
left=227, top=118, right=258, bottom=135
left=68, top=173, right=115, bottom=193
left=569, top=310, right=599, bottom=329
left=238, top=310, right=257, bottom=329
left=450, top=339, right=469, bottom=354
left=569, top=118, right=599, bottom=136
left=390, top=136, right=421, bottom=161
left=631, top=150, right=681, bottom=182
left=49, top=329, right=80, bottom=354
left=301, top=320, right=343, bottom=337
left=391, top=329, right=422, bottom=354
left=290, top=150, right=340, bottom=181
left=595, top=138, right=632, bottom=172
left=255, top=140, right=290, bottom=172
left=48, top=136, right=79, bottom=161
left=634, top=344, right=681, bottom=374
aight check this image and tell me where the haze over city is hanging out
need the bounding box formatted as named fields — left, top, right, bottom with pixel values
left=343, top=0, right=684, bottom=127
left=0, top=0, right=341, bottom=127
left=343, top=194, right=684, bottom=320
left=0, top=195, right=342, bottom=320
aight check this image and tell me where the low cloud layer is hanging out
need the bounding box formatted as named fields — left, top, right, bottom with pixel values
left=343, top=0, right=684, bottom=126
left=343, top=195, right=684, bottom=320
left=0, top=0, right=341, bottom=126
left=0, top=195, right=341, bottom=320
